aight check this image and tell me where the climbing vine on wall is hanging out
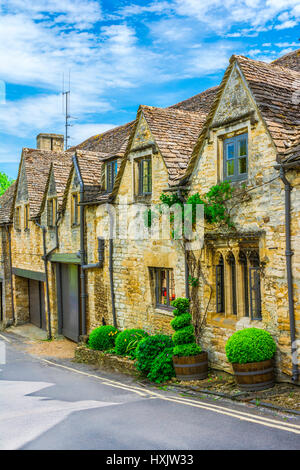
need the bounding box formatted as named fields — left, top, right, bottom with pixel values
left=160, top=181, right=235, bottom=228
left=159, top=182, right=235, bottom=339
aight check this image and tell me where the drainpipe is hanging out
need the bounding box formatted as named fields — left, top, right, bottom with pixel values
left=106, top=203, right=117, bottom=328
left=34, top=220, right=52, bottom=340
left=72, top=154, right=87, bottom=337
left=82, top=237, right=104, bottom=270
left=279, top=166, right=298, bottom=382
left=5, top=225, right=15, bottom=324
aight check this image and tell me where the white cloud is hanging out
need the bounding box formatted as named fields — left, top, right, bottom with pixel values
left=275, top=20, right=298, bottom=29
left=275, top=42, right=299, bottom=47
left=0, top=0, right=102, bottom=29
left=120, top=0, right=300, bottom=34
left=0, top=0, right=299, bottom=165
left=70, top=123, right=117, bottom=145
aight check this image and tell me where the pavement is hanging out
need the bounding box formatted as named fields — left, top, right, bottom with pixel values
left=0, top=329, right=300, bottom=450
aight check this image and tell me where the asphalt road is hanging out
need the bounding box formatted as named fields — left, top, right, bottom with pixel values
left=0, top=335, right=300, bottom=450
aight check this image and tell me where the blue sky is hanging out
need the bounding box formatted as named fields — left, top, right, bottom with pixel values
left=0, top=0, right=299, bottom=179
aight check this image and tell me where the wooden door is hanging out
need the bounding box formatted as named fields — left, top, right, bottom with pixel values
left=59, top=264, right=80, bottom=342
left=29, top=279, right=46, bottom=330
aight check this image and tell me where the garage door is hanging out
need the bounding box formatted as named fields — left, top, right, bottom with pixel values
left=58, top=263, right=80, bottom=342
left=29, top=279, right=46, bottom=330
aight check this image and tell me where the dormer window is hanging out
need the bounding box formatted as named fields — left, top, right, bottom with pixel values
left=47, top=198, right=57, bottom=228
left=223, top=133, right=248, bottom=182
left=71, top=192, right=80, bottom=226
left=138, top=158, right=152, bottom=195
left=24, top=204, right=29, bottom=230
left=106, top=160, right=118, bottom=192
left=15, top=206, right=21, bottom=230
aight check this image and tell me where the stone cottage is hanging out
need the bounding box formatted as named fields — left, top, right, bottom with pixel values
left=0, top=49, right=299, bottom=383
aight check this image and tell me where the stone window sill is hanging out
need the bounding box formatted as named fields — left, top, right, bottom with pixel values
left=154, top=307, right=174, bottom=317
left=208, top=313, right=237, bottom=329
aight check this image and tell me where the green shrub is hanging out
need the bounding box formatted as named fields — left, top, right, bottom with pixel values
left=225, top=328, right=276, bottom=364
left=115, top=329, right=149, bottom=358
left=170, top=297, right=201, bottom=357
left=170, top=313, right=192, bottom=331
left=172, top=325, right=195, bottom=345
left=171, top=297, right=190, bottom=313
left=147, top=347, right=175, bottom=383
left=173, top=343, right=202, bottom=357
left=88, top=325, right=119, bottom=351
left=135, top=334, right=174, bottom=374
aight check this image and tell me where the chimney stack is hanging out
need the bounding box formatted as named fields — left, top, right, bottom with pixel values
left=37, top=133, right=64, bottom=151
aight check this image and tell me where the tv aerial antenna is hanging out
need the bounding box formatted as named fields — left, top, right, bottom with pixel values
left=62, top=72, right=77, bottom=150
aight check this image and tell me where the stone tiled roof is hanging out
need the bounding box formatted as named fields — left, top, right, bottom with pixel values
left=18, top=148, right=69, bottom=219
left=70, top=121, right=135, bottom=156
left=0, top=182, right=16, bottom=224
left=61, top=150, right=112, bottom=209
left=76, top=150, right=104, bottom=201
left=140, top=105, right=207, bottom=182
left=38, top=153, right=73, bottom=216
left=169, top=86, right=219, bottom=114
left=271, top=48, right=300, bottom=72
left=281, top=139, right=300, bottom=164
left=237, top=55, right=300, bottom=155
left=181, top=54, right=300, bottom=184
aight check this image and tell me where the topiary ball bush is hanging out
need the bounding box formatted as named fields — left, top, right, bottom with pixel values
left=115, top=328, right=149, bottom=358
left=173, top=343, right=202, bottom=357
left=170, top=297, right=202, bottom=358
left=172, top=325, right=195, bottom=345
left=135, top=334, right=174, bottom=374
left=147, top=347, right=175, bottom=383
left=225, top=328, right=276, bottom=364
left=88, top=325, right=119, bottom=351
left=171, top=297, right=190, bottom=312
left=170, top=313, right=192, bottom=331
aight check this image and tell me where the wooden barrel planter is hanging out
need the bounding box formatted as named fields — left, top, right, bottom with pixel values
left=232, top=359, right=274, bottom=391
left=173, top=352, right=208, bottom=381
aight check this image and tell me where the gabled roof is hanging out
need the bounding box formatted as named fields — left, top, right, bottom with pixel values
left=180, top=54, right=300, bottom=184
left=237, top=55, right=300, bottom=155
left=76, top=150, right=105, bottom=201
left=13, top=148, right=68, bottom=219
left=38, top=153, right=73, bottom=216
left=140, top=105, right=207, bottom=182
left=60, top=150, right=110, bottom=210
left=70, top=121, right=135, bottom=156
left=0, top=182, right=16, bottom=225
left=271, top=48, right=300, bottom=73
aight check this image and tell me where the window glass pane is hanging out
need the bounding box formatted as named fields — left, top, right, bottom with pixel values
left=226, top=143, right=234, bottom=159
left=141, top=159, right=151, bottom=193
left=250, top=267, right=262, bottom=320
left=229, top=254, right=237, bottom=315
left=114, top=161, right=118, bottom=176
left=158, top=269, right=167, bottom=305
left=148, top=160, right=152, bottom=193
left=238, top=138, right=247, bottom=156
left=143, top=161, right=148, bottom=193
left=216, top=256, right=225, bottom=313
left=169, top=270, right=175, bottom=304
left=155, top=268, right=175, bottom=308
left=227, top=160, right=234, bottom=176
left=238, top=156, right=247, bottom=174
left=107, top=163, right=112, bottom=190
left=72, top=194, right=78, bottom=224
